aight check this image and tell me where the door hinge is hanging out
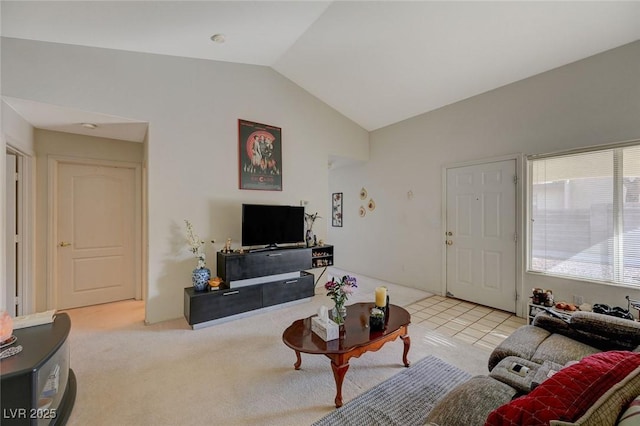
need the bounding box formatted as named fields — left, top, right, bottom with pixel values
left=513, top=175, right=518, bottom=184
left=14, top=297, right=20, bottom=306
left=14, top=234, right=20, bottom=243
left=514, top=232, right=517, bottom=243
left=14, top=172, right=19, bottom=182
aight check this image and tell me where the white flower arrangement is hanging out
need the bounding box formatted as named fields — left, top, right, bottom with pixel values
left=185, top=220, right=207, bottom=269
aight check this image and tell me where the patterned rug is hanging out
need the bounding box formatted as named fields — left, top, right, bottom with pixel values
left=312, top=355, right=472, bottom=426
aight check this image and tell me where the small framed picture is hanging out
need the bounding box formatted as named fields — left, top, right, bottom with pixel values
left=238, top=119, right=282, bottom=191
left=332, top=192, right=343, bottom=227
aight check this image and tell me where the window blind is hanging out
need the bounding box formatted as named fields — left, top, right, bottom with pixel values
left=528, top=143, right=640, bottom=286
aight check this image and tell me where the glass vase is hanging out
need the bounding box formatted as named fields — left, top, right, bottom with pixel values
left=332, top=303, right=347, bottom=325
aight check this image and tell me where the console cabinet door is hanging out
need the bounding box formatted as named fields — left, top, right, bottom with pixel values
left=219, top=249, right=312, bottom=281
left=262, top=273, right=314, bottom=307
left=185, top=286, right=262, bottom=324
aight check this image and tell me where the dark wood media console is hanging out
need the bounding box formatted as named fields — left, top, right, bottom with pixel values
left=184, top=245, right=334, bottom=329
left=1, top=313, right=76, bottom=426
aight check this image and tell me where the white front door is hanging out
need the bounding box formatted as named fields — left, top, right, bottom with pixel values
left=56, top=162, right=137, bottom=309
left=445, top=159, right=516, bottom=312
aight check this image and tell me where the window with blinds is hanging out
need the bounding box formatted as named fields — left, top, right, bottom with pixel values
left=528, top=143, right=640, bottom=286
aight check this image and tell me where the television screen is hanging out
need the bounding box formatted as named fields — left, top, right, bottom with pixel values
left=242, top=204, right=305, bottom=248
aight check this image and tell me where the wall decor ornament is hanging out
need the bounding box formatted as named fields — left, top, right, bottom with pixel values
left=332, top=192, right=343, bottom=227
left=368, top=198, right=376, bottom=211
left=359, top=206, right=366, bottom=217
left=238, top=119, right=282, bottom=191
left=360, top=187, right=368, bottom=200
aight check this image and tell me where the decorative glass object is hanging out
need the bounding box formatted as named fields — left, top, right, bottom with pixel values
left=332, top=303, right=347, bottom=325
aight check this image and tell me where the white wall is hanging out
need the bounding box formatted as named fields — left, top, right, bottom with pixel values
left=329, top=41, right=640, bottom=314
left=2, top=101, right=35, bottom=152
left=1, top=37, right=368, bottom=323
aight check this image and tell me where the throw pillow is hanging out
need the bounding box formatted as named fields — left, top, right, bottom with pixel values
left=549, top=368, right=640, bottom=426
left=485, top=351, right=640, bottom=426
left=617, top=395, right=640, bottom=426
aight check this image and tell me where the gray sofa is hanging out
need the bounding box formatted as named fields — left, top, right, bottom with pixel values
left=426, top=311, right=640, bottom=426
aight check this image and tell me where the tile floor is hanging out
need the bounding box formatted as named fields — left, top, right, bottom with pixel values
left=406, top=295, right=527, bottom=351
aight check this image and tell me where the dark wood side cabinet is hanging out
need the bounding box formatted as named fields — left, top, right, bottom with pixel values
left=1, top=313, right=76, bottom=426
left=311, top=245, right=334, bottom=268
left=184, top=245, right=333, bottom=328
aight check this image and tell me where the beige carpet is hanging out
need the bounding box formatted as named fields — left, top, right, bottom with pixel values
left=62, top=269, right=493, bottom=426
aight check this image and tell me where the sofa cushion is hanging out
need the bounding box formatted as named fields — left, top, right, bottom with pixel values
left=488, top=325, right=551, bottom=371
left=426, top=376, right=517, bottom=426
left=531, top=333, right=600, bottom=366
left=485, top=351, right=640, bottom=426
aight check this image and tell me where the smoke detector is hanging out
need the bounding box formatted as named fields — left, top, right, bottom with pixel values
left=210, top=34, right=226, bottom=44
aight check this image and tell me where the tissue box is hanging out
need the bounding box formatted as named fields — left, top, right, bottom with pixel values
left=311, top=316, right=339, bottom=341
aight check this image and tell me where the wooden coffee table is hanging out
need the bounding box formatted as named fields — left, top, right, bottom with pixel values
left=282, top=302, right=411, bottom=407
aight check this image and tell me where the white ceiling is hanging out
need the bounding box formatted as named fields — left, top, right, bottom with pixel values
left=3, top=1, right=640, bottom=141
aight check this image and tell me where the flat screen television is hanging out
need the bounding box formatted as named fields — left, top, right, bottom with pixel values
left=242, top=204, right=305, bottom=248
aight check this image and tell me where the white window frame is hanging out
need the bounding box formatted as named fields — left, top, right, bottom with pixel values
left=526, top=139, right=640, bottom=288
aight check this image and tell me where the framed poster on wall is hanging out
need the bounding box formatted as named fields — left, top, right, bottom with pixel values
left=332, top=192, right=343, bottom=227
left=238, top=119, right=282, bottom=191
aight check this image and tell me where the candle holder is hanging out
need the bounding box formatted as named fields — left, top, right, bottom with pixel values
left=373, top=294, right=389, bottom=324
left=383, top=294, right=390, bottom=324
left=369, top=307, right=385, bottom=331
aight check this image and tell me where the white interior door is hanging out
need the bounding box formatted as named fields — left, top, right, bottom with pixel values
left=445, top=159, right=516, bottom=312
left=5, top=153, right=17, bottom=316
left=56, top=162, right=137, bottom=309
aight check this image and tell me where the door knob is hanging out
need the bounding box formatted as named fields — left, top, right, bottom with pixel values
left=59, top=242, right=72, bottom=247
left=445, top=240, right=453, bottom=245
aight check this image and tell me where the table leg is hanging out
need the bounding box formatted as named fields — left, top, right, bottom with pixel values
left=400, top=334, right=411, bottom=367
left=293, top=350, right=302, bottom=370
left=330, top=360, right=350, bottom=408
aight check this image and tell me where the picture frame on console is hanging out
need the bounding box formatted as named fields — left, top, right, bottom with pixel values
left=238, top=119, right=282, bottom=191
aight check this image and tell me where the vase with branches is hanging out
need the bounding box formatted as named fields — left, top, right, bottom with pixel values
left=305, top=212, right=321, bottom=247
left=185, top=220, right=212, bottom=291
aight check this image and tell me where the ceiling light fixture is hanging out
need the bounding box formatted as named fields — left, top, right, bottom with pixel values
left=80, top=122, right=98, bottom=129
left=210, top=34, right=226, bottom=44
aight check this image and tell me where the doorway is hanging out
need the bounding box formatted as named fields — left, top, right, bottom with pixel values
left=444, top=158, right=517, bottom=312
left=50, top=157, right=142, bottom=310
left=6, top=152, right=18, bottom=315
left=5, top=146, right=34, bottom=316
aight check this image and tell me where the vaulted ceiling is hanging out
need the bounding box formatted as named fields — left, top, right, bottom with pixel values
left=3, top=1, right=640, bottom=140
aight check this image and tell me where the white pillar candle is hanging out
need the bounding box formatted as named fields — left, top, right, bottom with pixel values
left=375, top=287, right=387, bottom=307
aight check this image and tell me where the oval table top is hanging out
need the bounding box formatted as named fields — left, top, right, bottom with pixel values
left=282, top=302, right=411, bottom=355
